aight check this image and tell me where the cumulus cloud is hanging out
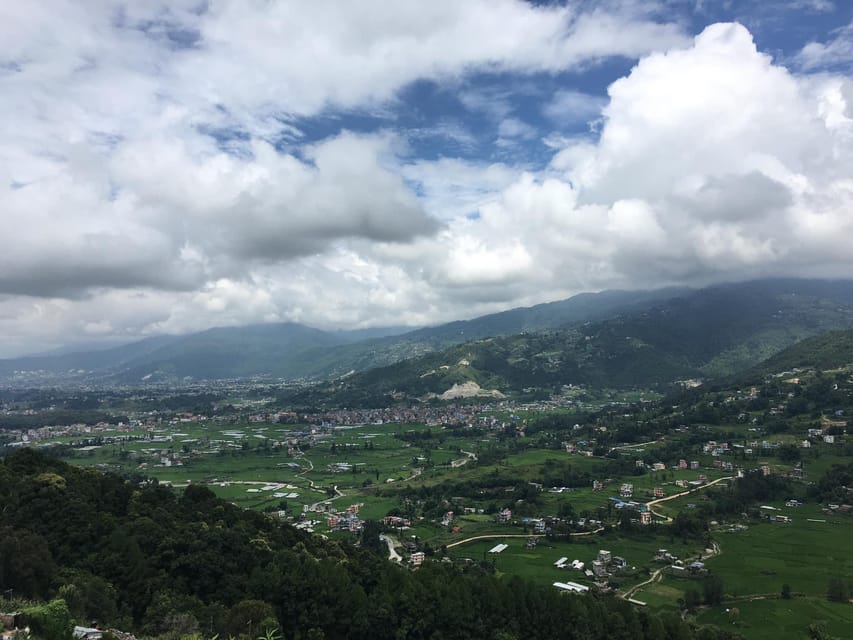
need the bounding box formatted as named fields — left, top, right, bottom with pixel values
left=0, top=0, right=684, bottom=298
left=797, top=22, right=853, bottom=70
left=1, top=2, right=852, bottom=357
left=460, top=23, right=853, bottom=290
left=111, top=131, right=439, bottom=261
left=168, top=0, right=687, bottom=120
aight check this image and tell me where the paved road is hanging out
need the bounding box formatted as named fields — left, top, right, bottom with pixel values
left=451, top=450, right=478, bottom=468
left=645, top=476, right=733, bottom=522
left=380, top=534, right=402, bottom=562
left=623, top=541, right=721, bottom=602
left=610, top=439, right=664, bottom=452
left=446, top=527, right=604, bottom=549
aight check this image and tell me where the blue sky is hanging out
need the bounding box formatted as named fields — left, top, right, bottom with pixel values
left=280, top=1, right=853, bottom=166
left=1, top=0, right=852, bottom=356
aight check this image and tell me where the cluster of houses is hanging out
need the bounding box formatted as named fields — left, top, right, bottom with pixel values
left=551, top=549, right=632, bottom=593
left=288, top=404, right=488, bottom=429
left=608, top=497, right=654, bottom=525
left=655, top=549, right=711, bottom=577
left=1, top=419, right=153, bottom=450
left=383, top=515, right=412, bottom=529
left=554, top=550, right=624, bottom=594
left=552, top=549, right=627, bottom=582
left=304, top=502, right=364, bottom=533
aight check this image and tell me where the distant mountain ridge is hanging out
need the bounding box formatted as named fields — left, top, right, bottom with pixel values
left=3, top=279, right=853, bottom=387
left=0, top=287, right=691, bottom=384
left=282, top=278, right=853, bottom=407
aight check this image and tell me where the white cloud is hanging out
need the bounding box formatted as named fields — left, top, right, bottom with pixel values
left=1, top=4, right=853, bottom=358
left=400, top=159, right=519, bottom=221
left=168, top=1, right=687, bottom=122
left=408, top=22, right=853, bottom=301
left=497, top=118, right=538, bottom=140
left=543, top=90, right=607, bottom=125
left=787, top=0, right=836, bottom=12
left=797, top=22, right=853, bottom=70
left=111, top=130, right=440, bottom=262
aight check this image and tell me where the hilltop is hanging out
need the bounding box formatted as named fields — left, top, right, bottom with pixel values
left=284, top=279, right=853, bottom=407
left=0, top=287, right=688, bottom=385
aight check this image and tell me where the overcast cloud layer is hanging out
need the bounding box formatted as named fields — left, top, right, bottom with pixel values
left=1, top=1, right=853, bottom=356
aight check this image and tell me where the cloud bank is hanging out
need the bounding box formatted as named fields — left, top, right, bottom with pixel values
left=1, top=1, right=852, bottom=356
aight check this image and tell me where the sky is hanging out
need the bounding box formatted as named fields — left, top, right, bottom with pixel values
left=2, top=0, right=853, bottom=357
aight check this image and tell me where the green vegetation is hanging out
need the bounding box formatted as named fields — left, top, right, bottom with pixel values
left=3, top=279, right=853, bottom=389
left=1, top=449, right=706, bottom=640
left=285, top=279, right=853, bottom=407
left=22, top=599, right=74, bottom=640
left=748, top=329, right=853, bottom=378
left=695, top=598, right=853, bottom=640
left=5, top=284, right=853, bottom=639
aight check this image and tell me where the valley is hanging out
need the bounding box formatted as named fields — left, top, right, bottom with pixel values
left=3, top=280, right=853, bottom=640
left=4, top=352, right=853, bottom=639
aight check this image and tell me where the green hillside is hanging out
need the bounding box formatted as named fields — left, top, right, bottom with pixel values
left=0, top=287, right=691, bottom=384
left=748, top=329, right=853, bottom=377
left=3, top=279, right=853, bottom=386
left=285, top=279, right=853, bottom=407
left=0, top=449, right=701, bottom=640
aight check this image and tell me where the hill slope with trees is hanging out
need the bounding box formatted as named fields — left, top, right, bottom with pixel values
left=284, top=280, right=853, bottom=407
left=0, top=449, right=730, bottom=640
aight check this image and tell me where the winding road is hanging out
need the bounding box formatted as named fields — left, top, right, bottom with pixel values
left=445, top=527, right=605, bottom=549
left=645, top=476, right=733, bottom=523
left=380, top=534, right=403, bottom=562
left=622, top=541, right=722, bottom=602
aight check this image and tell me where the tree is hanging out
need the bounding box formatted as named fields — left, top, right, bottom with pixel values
left=781, top=583, right=792, bottom=600
left=0, top=526, right=55, bottom=599
left=360, top=520, right=385, bottom=555
left=703, top=574, right=724, bottom=606
left=58, top=571, right=119, bottom=625
left=728, top=607, right=739, bottom=624
left=557, top=500, right=575, bottom=521
left=684, top=589, right=701, bottom=611
left=808, top=621, right=833, bottom=640
left=827, top=577, right=849, bottom=602
left=225, top=600, right=279, bottom=639
left=777, top=444, right=801, bottom=464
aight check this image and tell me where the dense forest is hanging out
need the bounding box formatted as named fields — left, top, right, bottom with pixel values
left=0, top=450, right=745, bottom=640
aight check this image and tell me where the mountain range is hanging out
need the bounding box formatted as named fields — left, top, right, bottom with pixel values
left=3, top=278, right=853, bottom=390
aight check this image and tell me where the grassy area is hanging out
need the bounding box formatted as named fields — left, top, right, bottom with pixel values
left=695, top=597, right=853, bottom=640
left=445, top=531, right=705, bottom=590
left=636, top=579, right=687, bottom=611
left=53, top=415, right=853, bottom=627
left=707, top=505, right=853, bottom=598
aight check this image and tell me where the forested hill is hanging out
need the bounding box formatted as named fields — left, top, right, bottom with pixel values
left=3, top=279, right=853, bottom=386
left=0, top=450, right=720, bottom=640
left=0, top=289, right=687, bottom=385
left=746, top=329, right=853, bottom=378
left=283, top=280, right=853, bottom=408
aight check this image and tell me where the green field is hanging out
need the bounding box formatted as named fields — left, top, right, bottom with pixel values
left=695, top=597, right=853, bottom=640
left=705, top=506, right=853, bottom=598
left=51, top=411, right=853, bottom=639
left=445, top=531, right=706, bottom=590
